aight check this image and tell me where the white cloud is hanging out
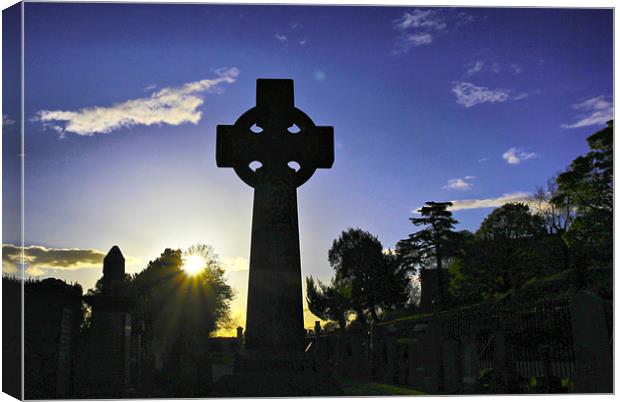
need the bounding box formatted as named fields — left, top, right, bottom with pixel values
left=513, top=92, right=529, bottom=101
left=502, top=147, right=537, bottom=165
left=463, top=60, right=522, bottom=77
left=392, top=8, right=470, bottom=54
left=465, top=60, right=484, bottom=76
left=561, top=96, right=614, bottom=129
left=477, top=157, right=488, bottom=162
left=394, top=9, right=447, bottom=31
left=448, top=192, right=533, bottom=211
left=35, top=67, right=239, bottom=136
left=451, top=81, right=510, bottom=107
left=274, top=33, right=288, bottom=42
left=2, top=114, right=15, bottom=125
left=443, top=176, right=475, bottom=190
left=222, top=256, right=249, bottom=272
left=509, top=63, right=522, bottom=74
left=401, top=33, right=433, bottom=47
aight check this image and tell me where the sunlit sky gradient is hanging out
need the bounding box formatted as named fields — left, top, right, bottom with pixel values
left=2, top=3, right=613, bottom=331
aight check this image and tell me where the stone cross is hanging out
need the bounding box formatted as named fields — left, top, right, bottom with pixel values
left=216, top=79, right=333, bottom=353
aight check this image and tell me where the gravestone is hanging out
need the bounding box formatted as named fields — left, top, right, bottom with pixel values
left=570, top=291, right=612, bottom=393
left=80, top=246, right=133, bottom=398
left=460, top=335, right=478, bottom=393
left=212, top=79, right=340, bottom=396
left=442, top=339, right=459, bottom=394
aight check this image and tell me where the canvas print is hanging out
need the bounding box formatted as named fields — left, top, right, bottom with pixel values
left=1, top=2, right=614, bottom=399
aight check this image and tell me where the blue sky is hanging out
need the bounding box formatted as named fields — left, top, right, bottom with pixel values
left=2, top=3, right=613, bottom=330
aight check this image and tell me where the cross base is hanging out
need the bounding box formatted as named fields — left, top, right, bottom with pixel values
left=209, top=351, right=343, bottom=397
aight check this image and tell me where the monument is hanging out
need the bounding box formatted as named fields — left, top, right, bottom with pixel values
left=213, top=79, right=338, bottom=395
left=79, top=246, right=133, bottom=397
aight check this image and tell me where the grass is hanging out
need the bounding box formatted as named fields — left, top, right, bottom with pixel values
left=338, top=377, right=426, bottom=396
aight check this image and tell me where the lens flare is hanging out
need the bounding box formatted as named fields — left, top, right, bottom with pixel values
left=181, top=254, right=205, bottom=276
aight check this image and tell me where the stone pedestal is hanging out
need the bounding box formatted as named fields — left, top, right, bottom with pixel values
left=210, top=351, right=342, bottom=397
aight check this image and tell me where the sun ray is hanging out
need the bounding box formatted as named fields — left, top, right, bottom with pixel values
left=181, top=254, right=205, bottom=276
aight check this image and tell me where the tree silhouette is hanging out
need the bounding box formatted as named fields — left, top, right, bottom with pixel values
left=530, top=177, right=576, bottom=273
left=328, top=228, right=411, bottom=322
left=477, top=202, right=547, bottom=241
left=398, top=202, right=459, bottom=310
left=552, top=120, right=613, bottom=291
left=113, top=246, right=234, bottom=350
left=305, top=276, right=352, bottom=336
left=450, top=203, right=563, bottom=300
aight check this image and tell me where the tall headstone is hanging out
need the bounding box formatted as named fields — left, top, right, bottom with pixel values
left=80, top=246, right=133, bottom=398
left=212, top=79, right=339, bottom=396
left=217, top=79, right=333, bottom=352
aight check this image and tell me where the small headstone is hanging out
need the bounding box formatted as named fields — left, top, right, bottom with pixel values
left=460, top=336, right=478, bottom=393
left=570, top=291, right=612, bottom=393
left=442, top=339, right=459, bottom=394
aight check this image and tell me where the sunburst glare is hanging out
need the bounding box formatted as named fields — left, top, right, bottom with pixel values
left=181, top=254, right=205, bottom=276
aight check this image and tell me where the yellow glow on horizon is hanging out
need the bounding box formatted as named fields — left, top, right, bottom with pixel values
left=181, top=254, right=205, bottom=276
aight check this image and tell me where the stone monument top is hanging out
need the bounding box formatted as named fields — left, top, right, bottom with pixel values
left=216, top=79, right=334, bottom=353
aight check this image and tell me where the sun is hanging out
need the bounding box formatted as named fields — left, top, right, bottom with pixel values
left=181, top=254, right=205, bottom=276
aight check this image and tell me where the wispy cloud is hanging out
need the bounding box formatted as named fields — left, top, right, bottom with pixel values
left=35, top=67, right=239, bottom=136
left=464, top=59, right=522, bottom=77
left=465, top=60, right=484, bottom=76
left=3, top=244, right=109, bottom=276
left=502, top=147, right=537, bottom=165
left=394, top=9, right=447, bottom=31
left=451, top=82, right=510, bottom=107
left=222, top=256, right=249, bottom=272
left=448, top=191, right=532, bottom=211
left=477, top=157, right=488, bottom=163
left=509, top=63, right=522, bottom=74
left=274, top=22, right=307, bottom=47
left=561, top=96, right=614, bottom=129
left=2, top=114, right=15, bottom=125
left=392, top=8, right=472, bottom=54
left=443, top=176, right=476, bottom=190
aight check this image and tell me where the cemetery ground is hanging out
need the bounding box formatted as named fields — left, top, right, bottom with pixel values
left=336, top=377, right=426, bottom=396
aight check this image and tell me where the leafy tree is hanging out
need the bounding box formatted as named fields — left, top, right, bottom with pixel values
left=328, top=228, right=412, bottom=322
left=115, top=246, right=234, bottom=347
left=397, top=202, right=461, bottom=310
left=305, top=276, right=352, bottom=335
left=530, top=177, right=576, bottom=272
left=477, top=202, right=547, bottom=240
left=552, top=121, right=613, bottom=292
left=450, top=203, right=563, bottom=300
